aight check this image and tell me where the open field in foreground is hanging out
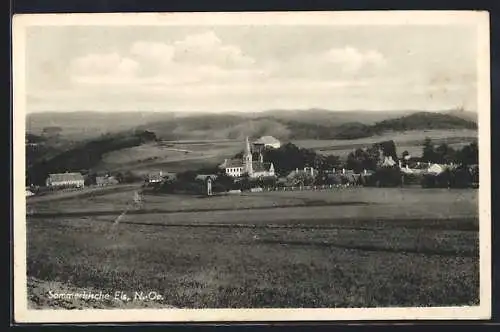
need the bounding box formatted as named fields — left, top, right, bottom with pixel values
left=27, top=188, right=479, bottom=308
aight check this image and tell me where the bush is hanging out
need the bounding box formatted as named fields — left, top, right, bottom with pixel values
left=366, top=166, right=402, bottom=187
left=421, top=171, right=451, bottom=188
left=256, top=176, right=277, bottom=188
left=402, top=173, right=423, bottom=185
left=211, top=182, right=229, bottom=193
left=421, top=167, right=476, bottom=189
left=327, top=174, right=343, bottom=185
left=449, top=167, right=474, bottom=188
left=121, top=171, right=143, bottom=184
left=157, top=178, right=205, bottom=194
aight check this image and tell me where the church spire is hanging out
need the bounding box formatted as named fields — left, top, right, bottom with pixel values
left=245, top=136, right=252, bottom=156
left=244, top=136, right=253, bottom=175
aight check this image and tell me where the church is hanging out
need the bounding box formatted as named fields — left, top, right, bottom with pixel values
left=220, top=137, right=275, bottom=178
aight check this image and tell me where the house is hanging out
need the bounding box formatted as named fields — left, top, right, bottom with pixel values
left=402, top=161, right=428, bottom=174
left=220, top=137, right=275, bottom=178
left=45, top=172, right=85, bottom=188
left=381, top=156, right=396, bottom=167
left=427, top=163, right=445, bottom=175
left=253, top=136, right=281, bottom=150
left=96, top=175, right=119, bottom=186
left=26, top=189, right=35, bottom=197
left=147, top=171, right=165, bottom=184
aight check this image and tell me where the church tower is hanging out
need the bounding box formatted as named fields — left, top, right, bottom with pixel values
left=243, top=136, right=253, bottom=175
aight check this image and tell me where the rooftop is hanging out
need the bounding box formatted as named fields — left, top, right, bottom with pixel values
left=253, top=136, right=280, bottom=145
left=47, top=172, right=84, bottom=182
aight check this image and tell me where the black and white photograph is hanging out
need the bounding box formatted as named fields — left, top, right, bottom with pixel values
left=13, top=11, right=491, bottom=323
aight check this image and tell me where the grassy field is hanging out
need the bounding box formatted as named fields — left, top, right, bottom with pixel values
left=98, top=141, right=242, bottom=174
left=294, top=129, right=477, bottom=158
left=26, top=187, right=479, bottom=309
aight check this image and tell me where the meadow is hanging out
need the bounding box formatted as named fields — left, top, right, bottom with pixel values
left=98, top=141, right=242, bottom=174
left=26, top=187, right=479, bottom=309
left=294, top=129, right=478, bottom=158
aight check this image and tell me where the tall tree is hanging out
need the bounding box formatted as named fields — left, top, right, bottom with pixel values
left=457, top=141, right=478, bottom=165
left=422, top=137, right=436, bottom=162
left=376, top=140, right=398, bottom=160
left=434, top=143, right=456, bottom=164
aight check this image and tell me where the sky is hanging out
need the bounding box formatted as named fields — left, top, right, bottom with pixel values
left=25, top=24, right=478, bottom=113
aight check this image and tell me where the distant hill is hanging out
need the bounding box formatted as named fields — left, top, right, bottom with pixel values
left=26, top=111, right=176, bottom=140
left=136, top=111, right=477, bottom=141
left=26, top=109, right=477, bottom=144
left=251, top=109, right=417, bottom=126
left=373, top=112, right=477, bottom=132
left=443, top=109, right=478, bottom=122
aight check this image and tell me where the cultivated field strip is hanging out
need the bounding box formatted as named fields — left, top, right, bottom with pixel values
left=26, top=188, right=480, bottom=308
left=27, top=215, right=479, bottom=308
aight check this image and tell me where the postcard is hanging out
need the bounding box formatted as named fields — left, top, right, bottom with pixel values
left=12, top=10, right=491, bottom=323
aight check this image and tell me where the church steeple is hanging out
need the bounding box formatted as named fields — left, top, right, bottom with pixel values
left=245, top=136, right=252, bottom=157
left=244, top=136, right=253, bottom=175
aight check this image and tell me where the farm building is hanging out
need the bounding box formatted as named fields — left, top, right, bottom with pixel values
left=147, top=171, right=165, bottom=184
left=253, top=136, right=281, bottom=150
left=45, top=172, right=85, bottom=188
left=220, top=137, right=275, bottom=178
left=96, top=175, right=119, bottom=186
left=400, top=160, right=456, bottom=175
left=400, top=161, right=429, bottom=174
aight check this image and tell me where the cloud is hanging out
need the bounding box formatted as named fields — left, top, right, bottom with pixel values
left=266, top=46, right=387, bottom=80
left=70, top=52, right=140, bottom=84
left=171, top=31, right=255, bottom=68
left=70, top=31, right=262, bottom=87
left=70, top=33, right=387, bottom=90
left=322, top=46, right=386, bottom=72
left=128, top=31, right=256, bottom=70
left=130, top=41, right=175, bottom=64
left=49, top=30, right=475, bottom=113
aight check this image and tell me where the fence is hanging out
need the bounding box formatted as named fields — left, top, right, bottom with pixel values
left=224, top=184, right=359, bottom=194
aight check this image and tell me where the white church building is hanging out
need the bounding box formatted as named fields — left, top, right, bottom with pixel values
left=220, top=137, right=275, bottom=178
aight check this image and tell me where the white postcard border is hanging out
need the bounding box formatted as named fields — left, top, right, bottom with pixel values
left=12, top=10, right=491, bottom=323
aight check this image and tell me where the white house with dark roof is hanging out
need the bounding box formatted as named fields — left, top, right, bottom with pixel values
left=253, top=136, right=281, bottom=150
left=220, top=137, right=275, bottom=178
left=45, top=172, right=85, bottom=188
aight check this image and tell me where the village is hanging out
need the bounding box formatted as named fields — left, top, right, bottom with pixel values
left=26, top=135, right=479, bottom=198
